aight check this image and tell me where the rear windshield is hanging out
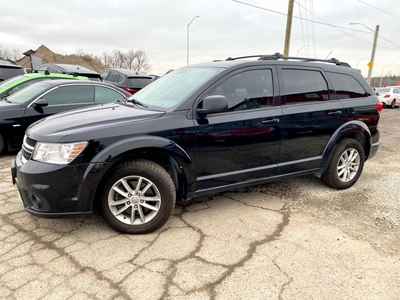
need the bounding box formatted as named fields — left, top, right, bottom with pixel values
left=127, top=77, right=153, bottom=88
left=7, top=82, right=50, bottom=104
left=375, top=88, right=390, bottom=93
left=0, top=67, right=23, bottom=82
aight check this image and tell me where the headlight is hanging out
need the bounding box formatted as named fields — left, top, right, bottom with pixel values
left=32, top=141, right=88, bottom=165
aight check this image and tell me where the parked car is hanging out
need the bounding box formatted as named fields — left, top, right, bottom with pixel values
left=100, top=68, right=153, bottom=94
left=12, top=53, right=382, bottom=234
left=375, top=87, right=400, bottom=108
left=0, top=58, right=24, bottom=82
left=0, top=79, right=130, bottom=154
left=0, top=72, right=88, bottom=99
left=35, top=63, right=102, bottom=81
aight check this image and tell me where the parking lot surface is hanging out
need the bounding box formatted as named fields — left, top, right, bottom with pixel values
left=0, top=109, right=399, bottom=300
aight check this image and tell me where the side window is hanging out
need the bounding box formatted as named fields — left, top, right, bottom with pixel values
left=209, top=69, right=274, bottom=111
left=95, top=86, right=125, bottom=103
left=327, top=72, right=368, bottom=99
left=43, top=85, right=94, bottom=105
left=100, top=70, right=110, bottom=80
left=107, top=72, right=119, bottom=83
left=282, top=69, right=329, bottom=104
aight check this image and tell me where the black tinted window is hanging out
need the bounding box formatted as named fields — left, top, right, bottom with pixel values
left=209, top=69, right=274, bottom=111
left=95, top=86, right=125, bottom=103
left=127, top=77, right=152, bottom=88
left=44, top=85, right=94, bottom=105
left=282, top=69, right=329, bottom=104
left=0, top=67, right=23, bottom=81
left=327, top=72, right=368, bottom=99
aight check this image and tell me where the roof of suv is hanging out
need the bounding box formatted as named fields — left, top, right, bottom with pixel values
left=0, top=58, right=22, bottom=68
left=194, top=53, right=353, bottom=71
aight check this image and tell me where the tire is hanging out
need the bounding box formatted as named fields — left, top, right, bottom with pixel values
left=100, top=159, right=176, bottom=234
left=391, top=100, right=396, bottom=109
left=0, top=134, right=4, bottom=155
left=321, top=138, right=365, bottom=190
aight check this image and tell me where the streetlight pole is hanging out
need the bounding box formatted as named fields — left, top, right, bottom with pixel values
left=380, top=65, right=390, bottom=87
left=283, top=0, right=295, bottom=57
left=187, top=16, right=199, bottom=66
left=350, top=22, right=380, bottom=84
left=356, top=58, right=367, bottom=69
left=297, top=45, right=308, bottom=57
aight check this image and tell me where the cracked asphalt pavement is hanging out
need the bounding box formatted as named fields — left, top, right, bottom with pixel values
left=1, top=109, right=399, bottom=299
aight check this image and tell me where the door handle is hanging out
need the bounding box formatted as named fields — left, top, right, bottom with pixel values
left=327, top=110, right=342, bottom=115
left=262, top=118, right=280, bottom=124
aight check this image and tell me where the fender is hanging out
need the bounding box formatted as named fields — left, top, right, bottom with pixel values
left=320, top=120, right=372, bottom=168
left=77, top=136, right=196, bottom=210
left=90, top=135, right=192, bottom=164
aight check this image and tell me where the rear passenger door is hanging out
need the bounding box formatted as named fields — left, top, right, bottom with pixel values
left=277, top=67, right=345, bottom=174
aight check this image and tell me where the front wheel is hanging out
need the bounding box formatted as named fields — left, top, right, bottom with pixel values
left=100, top=159, right=176, bottom=234
left=321, top=139, right=365, bottom=190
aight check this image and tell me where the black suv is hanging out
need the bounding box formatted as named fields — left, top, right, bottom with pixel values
left=11, top=53, right=382, bottom=234
left=0, top=58, right=24, bottom=82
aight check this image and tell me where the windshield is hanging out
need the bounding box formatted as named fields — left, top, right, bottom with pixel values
left=129, top=67, right=221, bottom=109
left=0, top=75, right=27, bottom=88
left=7, top=82, right=50, bottom=104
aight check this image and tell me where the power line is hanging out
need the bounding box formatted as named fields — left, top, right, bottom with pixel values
left=232, top=0, right=400, bottom=51
left=295, top=0, right=400, bottom=50
left=358, top=0, right=400, bottom=21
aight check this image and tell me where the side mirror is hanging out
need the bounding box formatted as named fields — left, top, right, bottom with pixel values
left=34, top=98, right=49, bottom=107
left=197, top=95, right=228, bottom=115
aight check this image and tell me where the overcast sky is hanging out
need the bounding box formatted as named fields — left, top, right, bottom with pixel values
left=1, top=0, right=399, bottom=77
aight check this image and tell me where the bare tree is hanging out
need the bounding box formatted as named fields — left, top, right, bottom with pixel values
left=100, top=49, right=151, bottom=73
left=0, top=45, right=21, bottom=60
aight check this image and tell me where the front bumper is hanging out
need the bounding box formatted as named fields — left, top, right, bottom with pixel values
left=11, top=151, right=108, bottom=218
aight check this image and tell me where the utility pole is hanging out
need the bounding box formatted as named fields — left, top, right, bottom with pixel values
left=283, top=0, right=295, bottom=57
left=367, top=25, right=380, bottom=85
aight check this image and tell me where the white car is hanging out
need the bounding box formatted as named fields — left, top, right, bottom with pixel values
left=375, top=87, right=400, bottom=108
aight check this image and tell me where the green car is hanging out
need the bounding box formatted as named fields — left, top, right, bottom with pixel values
left=0, top=72, right=89, bottom=98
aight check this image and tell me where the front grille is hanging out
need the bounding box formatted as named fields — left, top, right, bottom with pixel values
left=21, top=135, right=38, bottom=162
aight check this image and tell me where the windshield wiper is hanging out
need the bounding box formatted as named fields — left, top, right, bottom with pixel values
left=129, top=98, right=148, bottom=108
left=0, top=97, right=11, bottom=103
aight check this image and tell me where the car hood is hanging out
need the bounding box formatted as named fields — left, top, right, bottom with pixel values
left=26, top=102, right=165, bottom=139
left=0, top=101, right=21, bottom=110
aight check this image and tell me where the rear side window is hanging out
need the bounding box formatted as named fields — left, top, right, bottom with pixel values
left=44, top=85, right=94, bottom=105
left=95, top=86, right=125, bottom=103
left=327, top=72, right=368, bottom=99
left=0, top=67, right=23, bottom=81
left=282, top=69, right=329, bottom=104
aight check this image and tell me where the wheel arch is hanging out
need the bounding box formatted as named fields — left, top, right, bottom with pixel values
left=320, top=121, right=372, bottom=172
left=81, top=136, right=196, bottom=212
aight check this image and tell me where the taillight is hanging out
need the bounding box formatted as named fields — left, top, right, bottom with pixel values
left=123, top=87, right=138, bottom=94
left=376, top=101, right=383, bottom=114
left=383, top=94, right=390, bottom=98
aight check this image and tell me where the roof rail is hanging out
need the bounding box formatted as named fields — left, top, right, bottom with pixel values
left=225, top=52, right=351, bottom=67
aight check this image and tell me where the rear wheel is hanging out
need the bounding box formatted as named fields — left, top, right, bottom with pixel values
left=321, top=139, right=365, bottom=190
left=391, top=99, right=396, bottom=109
left=100, top=159, right=176, bottom=234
